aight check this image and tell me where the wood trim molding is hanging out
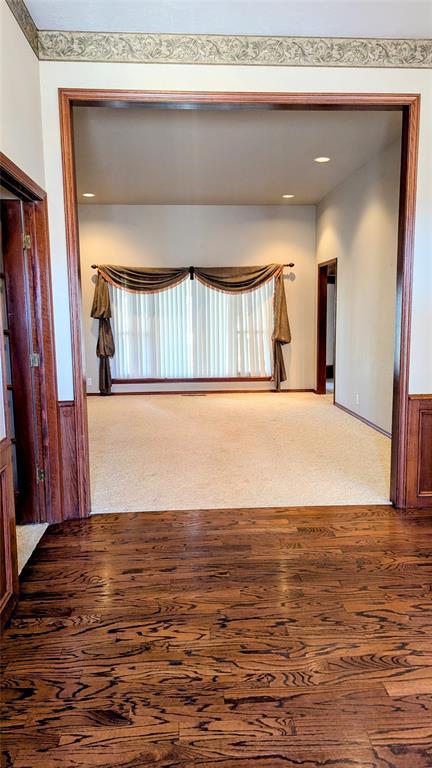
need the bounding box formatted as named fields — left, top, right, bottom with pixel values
left=88, top=388, right=317, bottom=397
left=59, top=89, right=420, bottom=515
left=31, top=199, right=63, bottom=523
left=61, top=90, right=422, bottom=109
left=59, top=97, right=91, bottom=519
left=317, top=258, right=339, bottom=268
left=57, top=401, right=80, bottom=519
left=334, top=401, right=392, bottom=439
left=406, top=394, right=432, bottom=507
left=390, top=96, right=421, bottom=507
left=0, top=152, right=45, bottom=202
left=0, top=153, right=63, bottom=524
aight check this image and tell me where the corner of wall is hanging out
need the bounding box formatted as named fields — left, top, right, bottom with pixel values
left=0, top=0, right=45, bottom=188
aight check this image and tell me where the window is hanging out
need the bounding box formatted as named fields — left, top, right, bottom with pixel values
left=110, top=277, right=274, bottom=379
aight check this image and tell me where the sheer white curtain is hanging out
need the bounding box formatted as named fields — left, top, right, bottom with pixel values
left=110, top=278, right=273, bottom=379
left=191, top=278, right=273, bottom=377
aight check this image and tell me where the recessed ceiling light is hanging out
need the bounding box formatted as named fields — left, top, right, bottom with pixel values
left=82, top=192, right=95, bottom=198
left=314, top=156, right=331, bottom=163
left=282, top=194, right=295, bottom=199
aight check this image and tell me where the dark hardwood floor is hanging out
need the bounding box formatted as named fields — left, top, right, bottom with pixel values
left=1, top=505, right=432, bottom=767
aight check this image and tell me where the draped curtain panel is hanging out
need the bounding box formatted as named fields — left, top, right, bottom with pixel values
left=91, top=266, right=189, bottom=394
left=91, top=264, right=291, bottom=394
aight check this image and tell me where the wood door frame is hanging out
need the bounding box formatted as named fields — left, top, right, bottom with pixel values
left=0, top=153, right=63, bottom=523
left=58, top=89, right=420, bottom=511
left=316, top=259, right=337, bottom=398
left=1, top=199, right=45, bottom=523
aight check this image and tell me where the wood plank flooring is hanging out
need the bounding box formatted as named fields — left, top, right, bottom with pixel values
left=1, top=505, right=432, bottom=767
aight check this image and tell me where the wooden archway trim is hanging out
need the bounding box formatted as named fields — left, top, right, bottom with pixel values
left=58, top=89, right=421, bottom=512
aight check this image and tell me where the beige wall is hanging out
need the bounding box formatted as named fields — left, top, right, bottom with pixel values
left=38, top=62, right=432, bottom=401
left=78, top=204, right=317, bottom=392
left=0, top=1, right=45, bottom=187
left=0, top=1, right=45, bottom=434
left=317, top=140, right=401, bottom=433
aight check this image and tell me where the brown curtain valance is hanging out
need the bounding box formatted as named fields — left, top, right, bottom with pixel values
left=91, top=263, right=291, bottom=394
left=96, top=264, right=190, bottom=293
left=193, top=264, right=282, bottom=293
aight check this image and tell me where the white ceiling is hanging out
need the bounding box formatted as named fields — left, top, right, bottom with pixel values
left=74, top=107, right=402, bottom=206
left=25, top=0, right=432, bottom=38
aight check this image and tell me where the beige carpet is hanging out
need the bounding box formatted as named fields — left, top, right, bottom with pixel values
left=88, top=393, right=391, bottom=514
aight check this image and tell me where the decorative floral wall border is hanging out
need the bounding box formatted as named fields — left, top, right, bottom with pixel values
left=36, top=31, right=432, bottom=67
left=6, top=0, right=432, bottom=68
left=6, top=0, right=38, bottom=55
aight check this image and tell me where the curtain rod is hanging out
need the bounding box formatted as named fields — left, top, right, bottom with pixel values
left=91, top=263, right=295, bottom=269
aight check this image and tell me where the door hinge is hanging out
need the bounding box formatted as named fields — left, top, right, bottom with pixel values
left=23, top=233, right=32, bottom=250
left=36, top=467, right=45, bottom=483
left=30, top=352, right=40, bottom=368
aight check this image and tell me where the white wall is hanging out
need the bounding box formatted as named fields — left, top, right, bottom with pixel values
left=0, top=1, right=45, bottom=188
left=317, top=141, right=401, bottom=433
left=0, top=1, right=45, bottom=435
left=38, top=62, right=432, bottom=401
left=78, top=204, right=316, bottom=392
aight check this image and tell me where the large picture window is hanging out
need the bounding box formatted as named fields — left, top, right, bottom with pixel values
left=110, top=278, right=274, bottom=380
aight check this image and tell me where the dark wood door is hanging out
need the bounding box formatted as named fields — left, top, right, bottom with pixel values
left=0, top=201, right=46, bottom=523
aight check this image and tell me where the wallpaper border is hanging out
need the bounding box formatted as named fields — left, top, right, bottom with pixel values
left=5, top=0, right=38, bottom=55
left=5, top=0, right=432, bottom=68
left=37, top=31, right=432, bottom=68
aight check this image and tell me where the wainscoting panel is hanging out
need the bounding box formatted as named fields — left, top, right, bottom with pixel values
left=0, top=439, right=18, bottom=628
left=58, top=401, right=80, bottom=519
left=406, top=395, right=432, bottom=507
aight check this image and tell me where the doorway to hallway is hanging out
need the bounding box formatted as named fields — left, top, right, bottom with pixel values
left=316, top=258, right=337, bottom=397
